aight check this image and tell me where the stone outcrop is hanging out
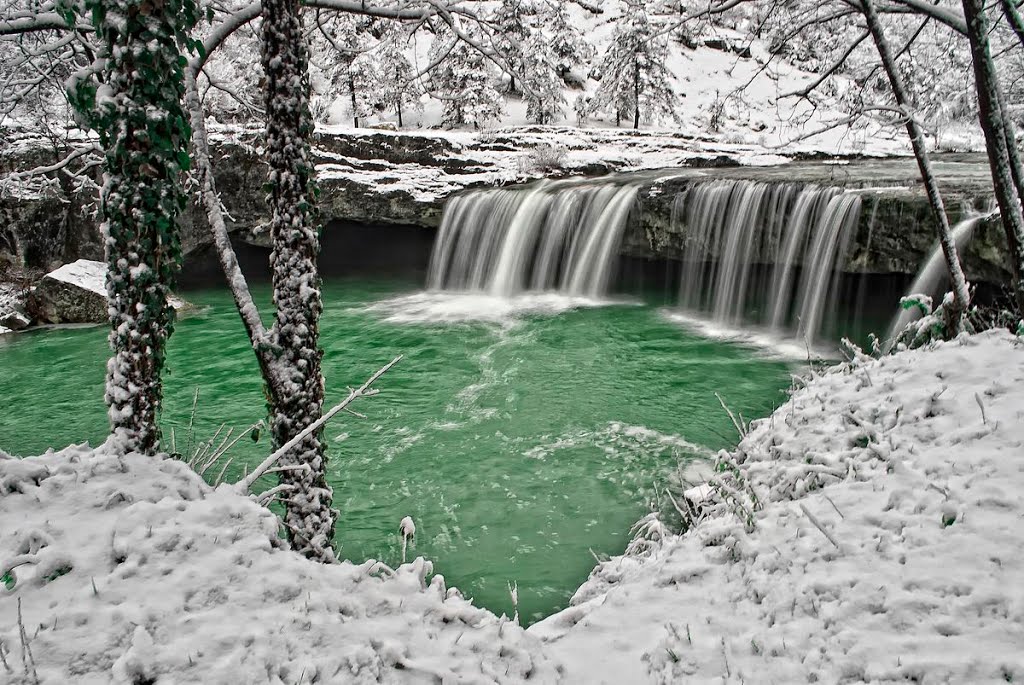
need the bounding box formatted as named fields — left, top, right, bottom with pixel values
left=25, top=259, right=190, bottom=326
left=627, top=159, right=1007, bottom=286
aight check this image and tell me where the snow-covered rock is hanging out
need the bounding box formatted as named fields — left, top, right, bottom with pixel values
left=531, top=330, right=1024, bottom=683
left=26, top=259, right=191, bottom=325
left=0, top=447, right=560, bottom=684
left=0, top=282, right=30, bottom=331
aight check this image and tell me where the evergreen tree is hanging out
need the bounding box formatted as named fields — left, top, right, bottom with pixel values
left=69, top=0, right=200, bottom=454
left=590, top=0, right=678, bottom=128
left=312, top=14, right=376, bottom=127
left=522, top=31, right=566, bottom=124
left=491, top=0, right=532, bottom=93
left=544, top=0, right=595, bottom=78
left=430, top=26, right=504, bottom=129
left=376, top=25, right=422, bottom=127
left=261, top=0, right=336, bottom=561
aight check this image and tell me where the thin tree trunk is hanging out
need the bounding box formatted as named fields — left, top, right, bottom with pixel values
left=349, top=72, right=360, bottom=128
left=962, top=0, right=1024, bottom=315
left=633, top=54, right=641, bottom=129
left=861, top=0, right=971, bottom=333
left=1000, top=0, right=1024, bottom=50
left=261, top=0, right=336, bottom=561
left=397, top=100, right=403, bottom=128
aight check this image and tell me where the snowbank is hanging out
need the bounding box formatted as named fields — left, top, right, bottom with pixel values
left=4, top=330, right=1023, bottom=683
left=0, top=448, right=559, bottom=683
left=530, top=329, right=1024, bottom=682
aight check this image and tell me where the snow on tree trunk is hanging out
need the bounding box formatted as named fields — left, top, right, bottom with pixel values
left=860, top=0, right=971, bottom=334
left=72, top=0, right=199, bottom=455
left=261, top=0, right=336, bottom=561
left=962, top=0, right=1024, bottom=315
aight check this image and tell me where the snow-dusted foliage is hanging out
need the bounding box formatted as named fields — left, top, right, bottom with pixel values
left=260, top=0, right=335, bottom=560
left=429, top=24, right=505, bottom=130
left=64, top=0, right=199, bottom=454
left=542, top=0, right=595, bottom=79
left=590, top=0, right=677, bottom=128
left=309, top=13, right=378, bottom=126
left=522, top=31, right=566, bottom=125
left=374, top=23, right=423, bottom=128
left=490, top=0, right=534, bottom=93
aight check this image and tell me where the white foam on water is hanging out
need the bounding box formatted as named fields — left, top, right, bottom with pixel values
left=361, top=290, right=622, bottom=326
left=662, top=309, right=837, bottom=360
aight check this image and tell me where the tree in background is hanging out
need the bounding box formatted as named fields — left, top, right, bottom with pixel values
left=590, top=0, right=677, bottom=128
left=490, top=0, right=532, bottom=93
left=522, top=30, right=565, bottom=124
left=311, top=13, right=376, bottom=127
left=430, top=24, right=504, bottom=129
left=68, top=0, right=199, bottom=454
left=376, top=24, right=422, bottom=128
left=542, top=0, right=594, bottom=80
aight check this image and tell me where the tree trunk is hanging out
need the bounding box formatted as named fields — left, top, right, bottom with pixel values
left=633, top=54, right=641, bottom=130
left=397, top=100, right=403, bottom=128
left=861, top=0, right=971, bottom=334
left=88, top=0, right=195, bottom=454
left=349, top=72, right=360, bottom=128
left=962, top=0, right=1024, bottom=315
left=261, top=0, right=336, bottom=561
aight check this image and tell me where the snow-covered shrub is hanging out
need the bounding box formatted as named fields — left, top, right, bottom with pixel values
left=519, top=143, right=567, bottom=173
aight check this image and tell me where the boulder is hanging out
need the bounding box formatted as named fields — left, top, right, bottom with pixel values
left=27, top=259, right=190, bottom=325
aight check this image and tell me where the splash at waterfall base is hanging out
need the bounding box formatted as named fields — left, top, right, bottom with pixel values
left=4, top=330, right=1022, bottom=683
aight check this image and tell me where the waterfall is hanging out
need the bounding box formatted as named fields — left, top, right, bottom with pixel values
left=885, top=215, right=982, bottom=341
left=428, top=180, right=640, bottom=298
left=675, top=180, right=863, bottom=344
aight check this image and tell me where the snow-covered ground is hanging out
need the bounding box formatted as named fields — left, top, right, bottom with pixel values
left=0, top=450, right=560, bottom=683
left=3, top=330, right=1023, bottom=682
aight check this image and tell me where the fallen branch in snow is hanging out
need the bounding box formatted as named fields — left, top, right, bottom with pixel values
left=799, top=503, right=841, bottom=551
left=234, top=355, right=403, bottom=493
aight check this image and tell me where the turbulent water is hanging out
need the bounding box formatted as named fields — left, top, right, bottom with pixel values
left=0, top=280, right=791, bottom=623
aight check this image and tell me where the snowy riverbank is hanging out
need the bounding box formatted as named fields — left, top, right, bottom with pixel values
left=531, top=329, right=1024, bottom=683
left=2, top=329, right=1023, bottom=682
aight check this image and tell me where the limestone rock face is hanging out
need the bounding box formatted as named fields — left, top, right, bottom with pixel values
left=27, top=259, right=190, bottom=325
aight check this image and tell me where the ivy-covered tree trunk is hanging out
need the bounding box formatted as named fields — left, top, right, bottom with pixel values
left=80, top=0, right=198, bottom=454
left=261, top=0, right=337, bottom=561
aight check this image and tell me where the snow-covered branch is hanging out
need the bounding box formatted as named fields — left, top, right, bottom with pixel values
left=234, top=355, right=403, bottom=493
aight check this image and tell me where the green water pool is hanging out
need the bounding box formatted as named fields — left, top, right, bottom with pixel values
left=0, top=279, right=792, bottom=623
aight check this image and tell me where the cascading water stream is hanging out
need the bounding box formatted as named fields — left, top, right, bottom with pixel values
left=674, top=180, right=863, bottom=345
left=885, top=214, right=983, bottom=341
left=428, top=180, right=641, bottom=298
